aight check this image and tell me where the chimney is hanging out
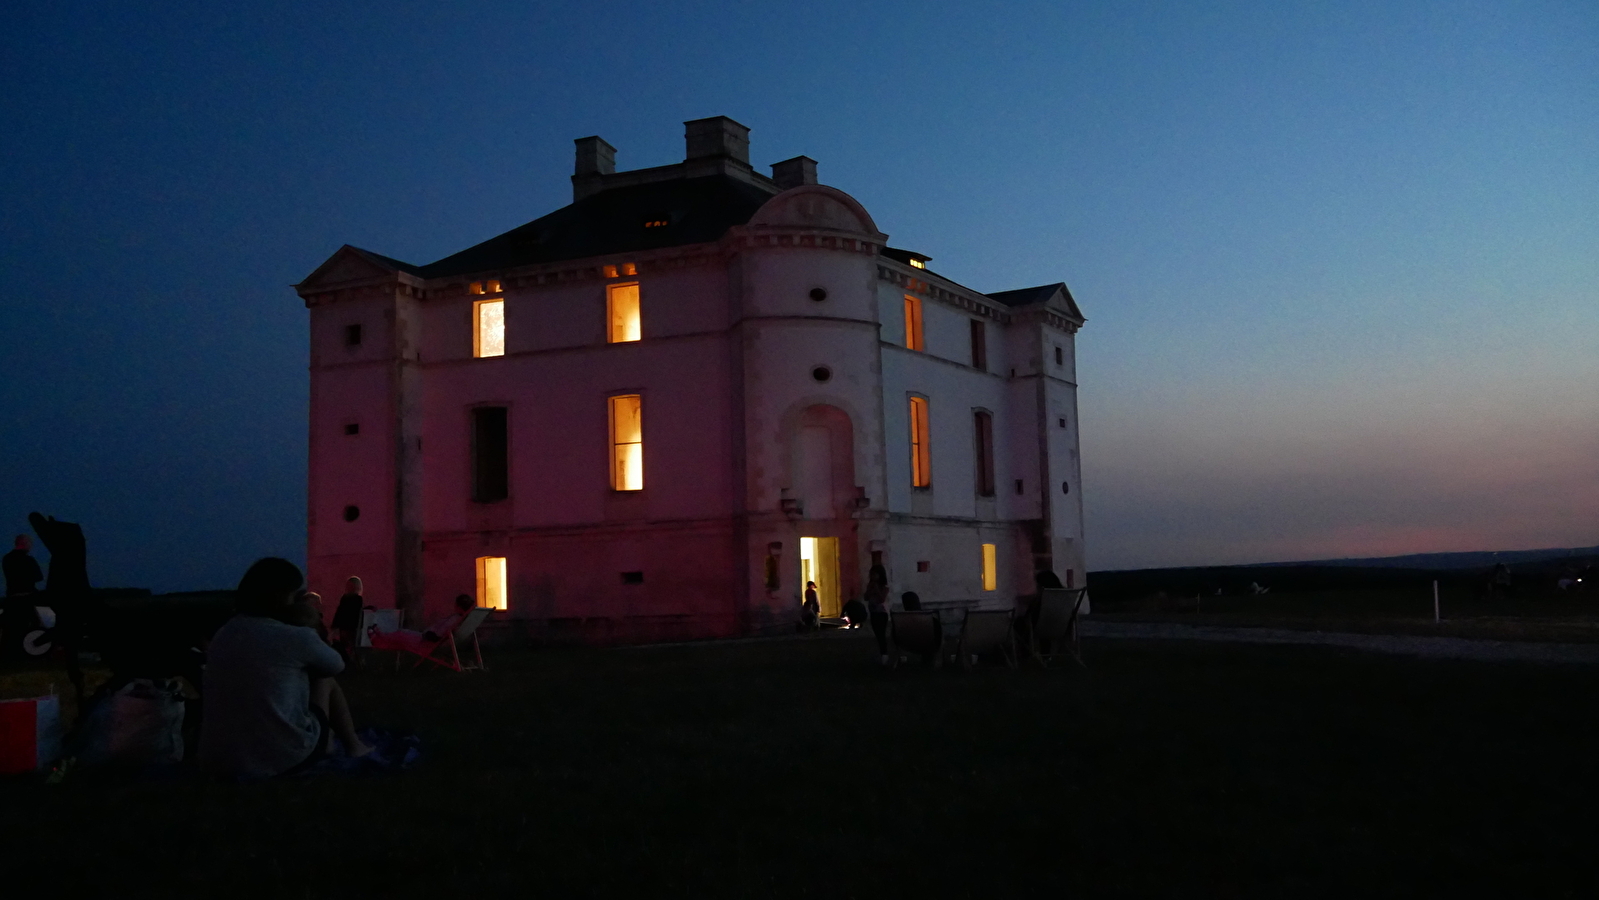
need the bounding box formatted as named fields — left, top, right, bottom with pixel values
left=574, top=136, right=616, bottom=176
left=684, top=116, right=750, bottom=164
left=771, top=156, right=818, bottom=189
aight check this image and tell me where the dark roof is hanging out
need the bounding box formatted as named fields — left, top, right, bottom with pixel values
left=417, top=175, right=779, bottom=279
left=985, top=283, right=1073, bottom=308
left=881, top=246, right=929, bottom=266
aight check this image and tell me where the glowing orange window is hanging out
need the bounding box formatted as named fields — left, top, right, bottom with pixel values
left=903, top=294, right=924, bottom=351
left=909, top=396, right=931, bottom=488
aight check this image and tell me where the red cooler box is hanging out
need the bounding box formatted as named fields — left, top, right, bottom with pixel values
left=0, top=695, right=63, bottom=774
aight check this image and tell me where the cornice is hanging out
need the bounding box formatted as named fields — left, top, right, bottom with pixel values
left=877, top=265, right=1009, bottom=323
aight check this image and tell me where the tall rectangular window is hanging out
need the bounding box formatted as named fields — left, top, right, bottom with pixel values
left=609, top=394, right=643, bottom=491
left=476, top=556, right=507, bottom=610
left=608, top=283, right=641, bottom=343
left=474, top=299, right=505, bottom=358
left=471, top=407, right=509, bottom=502
left=973, top=410, right=995, bottom=496
left=903, top=294, right=924, bottom=351
left=969, top=319, right=986, bottom=371
left=909, top=396, right=931, bottom=488
left=981, top=543, right=997, bottom=592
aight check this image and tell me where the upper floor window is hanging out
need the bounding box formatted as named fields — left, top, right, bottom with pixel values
left=909, top=396, right=931, bottom=488
left=609, top=394, right=644, bottom=490
left=903, top=295, right=924, bottom=351
left=1054, top=345, right=1064, bottom=367
left=608, top=283, right=641, bottom=343
left=981, top=543, right=998, bottom=592
left=344, top=324, right=363, bottom=347
left=973, top=410, right=995, bottom=497
left=471, top=407, right=509, bottom=502
left=474, top=299, right=505, bottom=358
left=969, top=320, right=986, bottom=371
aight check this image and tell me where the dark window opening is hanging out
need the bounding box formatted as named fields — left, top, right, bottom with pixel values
left=809, top=288, right=828, bottom=302
left=970, top=320, right=987, bottom=371
left=1015, top=479, right=1024, bottom=495
left=916, top=560, right=931, bottom=572
left=1054, top=346, right=1063, bottom=366
left=342, top=505, right=360, bottom=522
left=344, top=422, right=359, bottom=436
left=1059, top=418, right=1067, bottom=429
left=621, top=571, right=644, bottom=584
left=973, top=410, right=995, bottom=497
left=345, top=324, right=362, bottom=347
left=472, top=407, right=509, bottom=502
left=1062, top=481, right=1070, bottom=495
left=812, top=366, right=832, bottom=383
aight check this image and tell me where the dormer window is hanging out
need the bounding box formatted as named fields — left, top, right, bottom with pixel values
left=909, top=259, right=925, bottom=269
left=644, top=219, right=669, bottom=228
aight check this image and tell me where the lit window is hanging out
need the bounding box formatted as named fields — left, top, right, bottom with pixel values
left=909, top=259, right=926, bottom=269
left=487, top=279, right=502, bottom=294
left=981, top=544, right=997, bottom=591
left=469, top=282, right=485, bottom=295
left=608, top=283, right=640, bottom=343
left=973, top=410, right=995, bottom=496
left=474, top=299, right=505, bottom=358
left=602, top=265, right=618, bottom=279
left=909, top=396, right=931, bottom=488
left=903, top=295, right=924, bottom=351
left=476, top=556, right=507, bottom=611
left=621, top=262, right=636, bottom=276
left=610, top=394, right=643, bottom=491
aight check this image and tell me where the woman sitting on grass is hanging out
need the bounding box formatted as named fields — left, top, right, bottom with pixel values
left=367, top=594, right=476, bottom=655
left=199, top=558, right=374, bottom=779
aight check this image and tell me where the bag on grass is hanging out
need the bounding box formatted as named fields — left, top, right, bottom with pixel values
left=73, top=678, right=186, bottom=767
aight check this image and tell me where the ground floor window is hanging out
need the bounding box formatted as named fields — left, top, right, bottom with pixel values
left=476, top=556, right=507, bottom=610
left=981, top=543, right=997, bottom=592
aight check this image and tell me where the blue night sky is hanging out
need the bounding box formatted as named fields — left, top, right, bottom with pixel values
left=3, top=0, right=1595, bottom=590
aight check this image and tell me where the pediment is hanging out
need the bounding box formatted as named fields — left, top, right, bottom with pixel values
left=296, top=246, right=411, bottom=294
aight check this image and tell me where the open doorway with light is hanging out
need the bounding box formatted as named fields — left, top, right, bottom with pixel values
left=800, top=536, right=841, bottom=618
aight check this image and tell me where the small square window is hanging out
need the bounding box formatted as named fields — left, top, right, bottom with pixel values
left=620, top=571, right=644, bottom=585
left=1059, top=418, right=1067, bottom=429
left=916, top=560, right=931, bottom=572
left=487, top=280, right=502, bottom=294
left=344, top=324, right=362, bottom=347
left=343, top=423, right=359, bottom=436
left=470, top=282, right=485, bottom=295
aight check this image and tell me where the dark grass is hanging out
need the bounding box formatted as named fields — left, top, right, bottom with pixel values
left=5, top=633, right=1599, bottom=898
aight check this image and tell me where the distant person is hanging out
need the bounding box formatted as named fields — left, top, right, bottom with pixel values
left=331, top=576, right=367, bottom=657
left=3, top=535, right=44, bottom=658
left=200, top=558, right=373, bottom=779
left=840, top=597, right=867, bottom=629
left=28, top=512, right=99, bottom=702
left=369, top=594, right=475, bottom=655
left=865, top=563, right=891, bottom=665
left=800, top=582, right=820, bottom=632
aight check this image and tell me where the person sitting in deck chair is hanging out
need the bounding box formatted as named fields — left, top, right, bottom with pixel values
left=368, top=594, right=475, bottom=654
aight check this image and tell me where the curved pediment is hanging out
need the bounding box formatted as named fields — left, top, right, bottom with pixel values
left=747, top=185, right=885, bottom=239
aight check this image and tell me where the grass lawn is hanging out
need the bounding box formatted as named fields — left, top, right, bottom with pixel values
left=3, top=632, right=1598, bottom=898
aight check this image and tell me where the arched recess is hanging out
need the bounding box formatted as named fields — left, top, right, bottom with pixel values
left=747, top=184, right=887, bottom=239
left=791, top=404, right=857, bottom=521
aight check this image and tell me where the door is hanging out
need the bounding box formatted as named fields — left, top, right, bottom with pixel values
left=800, top=536, right=842, bottom=618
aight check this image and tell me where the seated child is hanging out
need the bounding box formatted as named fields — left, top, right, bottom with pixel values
left=368, top=594, right=476, bottom=653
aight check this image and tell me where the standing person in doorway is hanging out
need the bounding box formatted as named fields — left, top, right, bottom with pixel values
left=331, top=576, right=366, bottom=660
left=801, top=581, right=820, bottom=632
left=3, top=535, right=44, bottom=659
left=865, top=561, right=891, bottom=666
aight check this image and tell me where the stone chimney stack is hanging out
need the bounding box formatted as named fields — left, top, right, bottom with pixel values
left=684, top=116, right=750, bottom=164
left=771, top=156, right=818, bottom=190
left=574, top=136, right=616, bottom=176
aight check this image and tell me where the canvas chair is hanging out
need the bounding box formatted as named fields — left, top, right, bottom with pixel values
left=891, top=610, right=943, bottom=668
left=1030, top=588, right=1087, bottom=668
left=957, top=609, right=1016, bottom=670
left=397, top=607, right=492, bottom=673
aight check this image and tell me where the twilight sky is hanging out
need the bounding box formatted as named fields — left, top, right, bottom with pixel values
left=3, top=0, right=1595, bottom=590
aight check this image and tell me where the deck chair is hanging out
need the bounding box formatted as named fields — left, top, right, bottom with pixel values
left=401, top=608, right=491, bottom=673
left=1031, top=588, right=1087, bottom=668
left=958, top=609, right=1016, bottom=670
left=891, top=610, right=943, bottom=668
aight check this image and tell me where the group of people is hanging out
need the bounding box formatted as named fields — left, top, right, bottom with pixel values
left=2, top=534, right=45, bottom=659
left=801, top=565, right=1068, bottom=666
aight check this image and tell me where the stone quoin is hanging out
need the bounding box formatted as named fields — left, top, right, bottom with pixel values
left=295, top=116, right=1088, bottom=643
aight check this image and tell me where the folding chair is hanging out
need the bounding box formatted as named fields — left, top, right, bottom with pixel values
left=1031, top=588, right=1087, bottom=668
left=890, top=610, right=943, bottom=668
left=402, top=608, right=492, bottom=672
left=957, top=609, right=1016, bottom=670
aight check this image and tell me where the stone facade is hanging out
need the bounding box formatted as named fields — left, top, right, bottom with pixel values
left=295, top=116, right=1087, bottom=643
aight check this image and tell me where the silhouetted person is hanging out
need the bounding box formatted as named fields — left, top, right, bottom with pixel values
left=331, top=576, right=366, bottom=658
left=1490, top=563, right=1514, bottom=599
left=800, top=581, right=820, bottom=632
left=900, top=590, right=922, bottom=611
left=28, top=512, right=100, bottom=701
left=865, top=563, right=891, bottom=665
left=3, top=535, right=44, bottom=659
left=1016, top=569, right=1064, bottom=653
left=200, top=558, right=374, bottom=779
left=369, top=594, right=475, bottom=654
